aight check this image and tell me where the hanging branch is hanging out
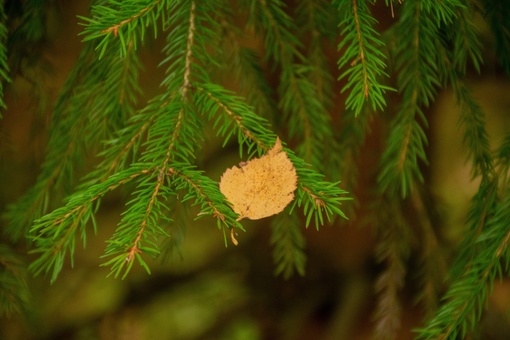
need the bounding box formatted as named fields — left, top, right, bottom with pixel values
left=0, top=245, right=30, bottom=316
left=245, top=0, right=333, bottom=170
left=335, top=0, right=394, bottom=116
left=271, top=212, right=306, bottom=278
left=373, top=198, right=412, bottom=339
left=5, top=38, right=142, bottom=240
left=416, top=174, right=510, bottom=339
left=78, top=0, right=166, bottom=58
left=214, top=3, right=276, bottom=119
left=378, top=0, right=445, bottom=198
left=25, top=0, right=349, bottom=282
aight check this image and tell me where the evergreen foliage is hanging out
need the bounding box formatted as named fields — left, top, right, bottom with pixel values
left=1, top=0, right=510, bottom=338
left=0, top=244, right=30, bottom=316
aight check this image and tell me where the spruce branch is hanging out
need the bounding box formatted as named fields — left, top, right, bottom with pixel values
left=436, top=4, right=489, bottom=179
left=28, top=0, right=203, bottom=280
left=411, top=189, right=448, bottom=318
left=86, top=112, right=155, bottom=185
left=101, top=69, right=204, bottom=278
left=182, top=0, right=195, bottom=92
left=246, top=0, right=333, bottom=170
left=448, top=4, right=483, bottom=75
left=16, top=0, right=350, bottom=284
left=416, top=184, right=510, bottom=339
left=418, top=140, right=510, bottom=338
left=373, top=198, right=412, bottom=339
left=194, top=83, right=273, bottom=154
left=270, top=212, right=306, bottom=278
left=378, top=0, right=441, bottom=198
left=194, top=83, right=349, bottom=230
left=450, top=177, right=498, bottom=280
left=247, top=0, right=303, bottom=64
left=384, top=0, right=402, bottom=18
left=29, top=167, right=149, bottom=282
left=453, top=79, right=493, bottom=179
left=279, top=65, right=334, bottom=170
left=169, top=165, right=243, bottom=242
left=5, top=39, right=141, bottom=240
left=101, top=168, right=172, bottom=279
left=0, top=245, right=30, bottom=316
left=336, top=0, right=394, bottom=116
left=214, top=2, right=277, bottom=119
left=336, top=106, right=372, bottom=197
left=95, top=0, right=225, bottom=277
left=421, top=0, right=464, bottom=24
left=295, top=0, right=338, bottom=173
left=79, top=0, right=165, bottom=58
left=295, top=0, right=337, bottom=153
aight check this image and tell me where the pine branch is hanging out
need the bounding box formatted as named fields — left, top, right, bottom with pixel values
left=5, top=38, right=141, bottom=240
left=294, top=0, right=338, bottom=174
left=437, top=3, right=490, bottom=179
left=159, top=195, right=189, bottom=263
left=373, top=199, right=411, bottom=339
left=421, top=0, right=464, bottom=24
left=270, top=212, right=306, bottom=278
left=417, top=133, right=510, bottom=338
left=453, top=79, right=493, bottom=179
left=245, top=0, right=302, bottom=64
left=416, top=183, right=510, bottom=339
left=215, top=4, right=276, bottom=119
left=411, top=189, right=448, bottom=318
left=28, top=0, right=197, bottom=279
left=29, top=167, right=149, bottom=282
left=295, top=0, right=337, bottom=95
left=79, top=0, right=166, bottom=58
left=448, top=3, right=483, bottom=75
left=450, top=177, right=499, bottom=281
left=100, top=13, right=205, bottom=276
left=169, top=165, right=243, bottom=243
left=195, top=83, right=350, bottom=229
left=335, top=0, right=394, bottom=116
left=0, top=245, right=30, bottom=316
left=246, top=0, right=333, bottom=170
left=19, top=0, right=350, bottom=284
left=378, top=0, right=442, bottom=198
left=102, top=168, right=173, bottom=279
left=336, top=106, right=372, bottom=201
left=279, top=67, right=334, bottom=170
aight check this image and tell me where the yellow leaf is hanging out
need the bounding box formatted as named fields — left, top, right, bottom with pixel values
left=219, top=138, right=298, bottom=221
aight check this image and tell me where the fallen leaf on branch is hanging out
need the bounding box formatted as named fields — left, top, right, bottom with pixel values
left=219, top=138, right=298, bottom=221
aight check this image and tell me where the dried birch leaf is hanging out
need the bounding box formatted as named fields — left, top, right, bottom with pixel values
left=219, top=138, right=298, bottom=221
